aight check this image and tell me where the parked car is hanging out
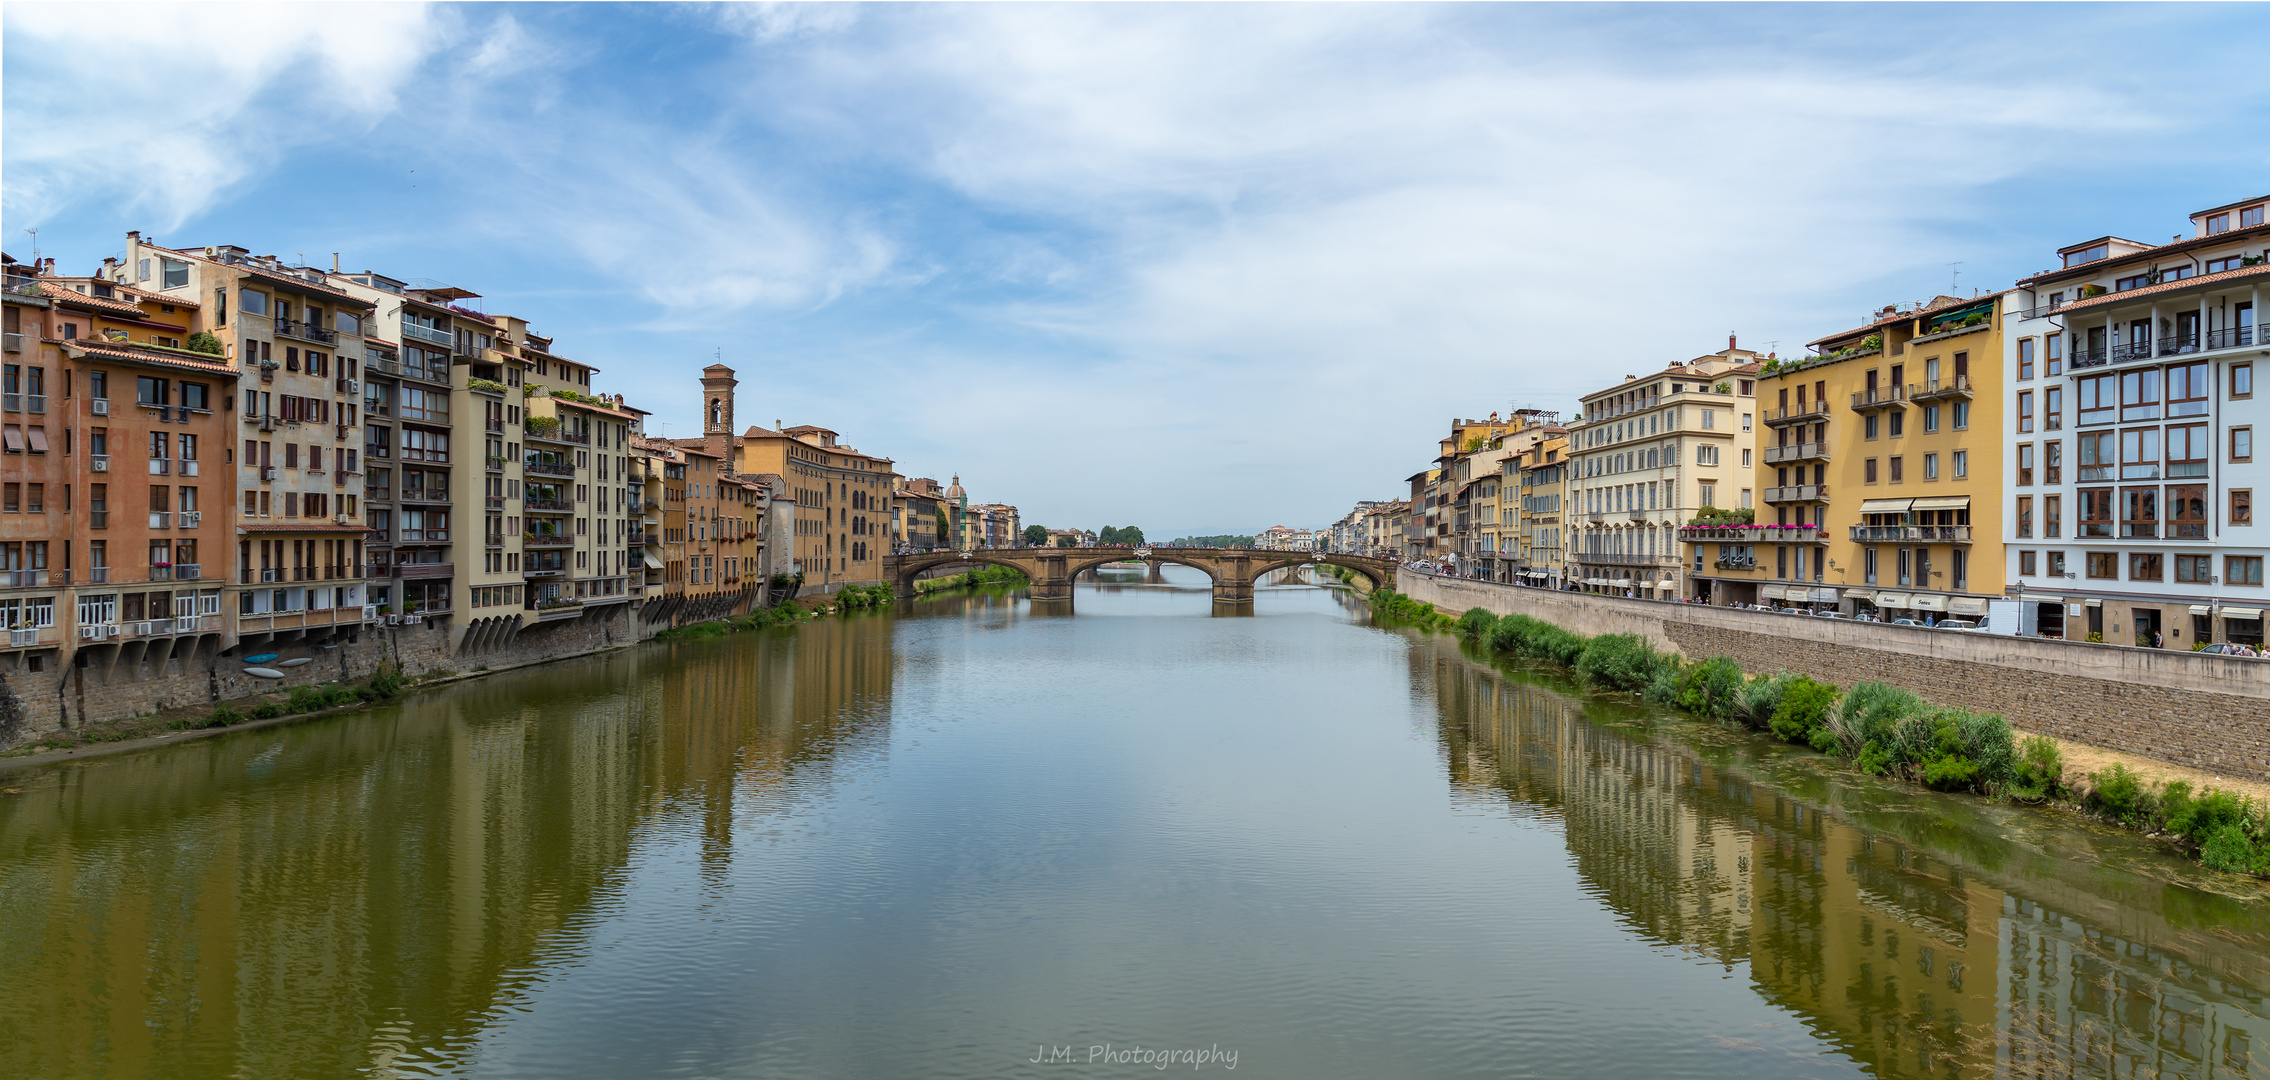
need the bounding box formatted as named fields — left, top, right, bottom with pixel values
left=1814, top=609, right=1845, bottom=618
left=1938, top=618, right=1979, bottom=630
left=2197, top=642, right=2254, bottom=656
left=1890, top=618, right=1925, bottom=627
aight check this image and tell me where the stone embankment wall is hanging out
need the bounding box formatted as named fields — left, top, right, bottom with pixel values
left=0, top=609, right=637, bottom=751
left=1401, top=572, right=2270, bottom=782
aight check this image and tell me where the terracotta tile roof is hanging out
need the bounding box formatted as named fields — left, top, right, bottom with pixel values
left=2021, top=223, right=2270, bottom=288
left=1807, top=291, right=2008, bottom=349
left=2050, top=262, right=2270, bottom=314
left=120, top=284, right=199, bottom=308
left=56, top=338, right=239, bottom=376
left=37, top=281, right=148, bottom=316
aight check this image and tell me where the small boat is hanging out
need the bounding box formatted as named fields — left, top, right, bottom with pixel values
left=243, top=653, right=281, bottom=664
left=277, top=657, right=313, bottom=668
left=244, top=667, right=286, bottom=679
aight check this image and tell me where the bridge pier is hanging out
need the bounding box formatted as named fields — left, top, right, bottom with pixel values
left=1147, top=559, right=1166, bottom=584
left=1028, top=553, right=1074, bottom=601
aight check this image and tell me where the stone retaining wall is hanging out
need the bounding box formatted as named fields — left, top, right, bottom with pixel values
left=1401, top=572, right=2270, bottom=781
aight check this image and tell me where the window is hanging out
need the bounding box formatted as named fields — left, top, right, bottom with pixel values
left=162, top=259, right=188, bottom=289
left=2017, top=443, right=2035, bottom=485
left=2168, top=362, right=2209, bottom=417
left=2020, top=550, right=2038, bottom=576
left=2129, top=552, right=2163, bottom=582
left=2121, top=487, right=2159, bottom=538
left=2064, top=243, right=2108, bottom=268
left=2120, top=369, right=2160, bottom=421
left=1924, top=453, right=1939, bottom=480
left=2040, top=440, right=2060, bottom=485
left=1923, top=405, right=1940, bottom=433
left=1952, top=400, right=1969, bottom=429
left=1696, top=445, right=1719, bottom=466
left=2237, top=363, right=2254, bottom=399
left=2017, top=390, right=2034, bottom=433
left=2044, top=495, right=2062, bottom=537
left=1742, top=413, right=1752, bottom=431
left=2177, top=554, right=2213, bottom=583
left=2078, top=373, right=2116, bottom=425
left=2087, top=551, right=2116, bottom=579
left=2044, top=386, right=2063, bottom=430
left=1701, top=409, right=1714, bottom=430
left=1889, top=410, right=1904, bottom=438
left=1889, top=455, right=1903, bottom=483
left=2048, top=550, right=2066, bottom=576
left=2233, top=489, right=2253, bottom=525
left=2120, top=428, right=2161, bottom=479
left=240, top=290, right=268, bottom=316
left=2246, top=206, right=2267, bottom=228
left=2231, top=556, right=2265, bottom=586
left=2016, top=496, right=2033, bottom=538
left=2080, top=488, right=2114, bottom=537
left=1953, top=449, right=1968, bottom=478
left=2078, top=431, right=2114, bottom=482
left=2236, top=426, right=2254, bottom=462
left=1864, top=457, right=1878, bottom=484
left=2018, top=338, right=2035, bottom=380
left=2169, top=485, right=2208, bottom=539
left=2165, top=424, right=2207, bottom=478
left=1864, top=413, right=1880, bottom=440
left=2207, top=213, right=2232, bottom=235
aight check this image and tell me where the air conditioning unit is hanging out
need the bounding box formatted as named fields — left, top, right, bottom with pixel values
left=90, top=456, right=109, bottom=472
left=131, top=622, right=152, bottom=637
left=260, top=465, right=277, bottom=481
left=334, top=513, right=351, bottom=525
left=345, top=379, right=358, bottom=394
left=90, top=398, right=110, bottom=416
left=180, top=511, right=202, bottom=527
left=260, top=416, right=276, bottom=432
left=181, top=461, right=200, bottom=476
left=149, top=458, right=172, bottom=475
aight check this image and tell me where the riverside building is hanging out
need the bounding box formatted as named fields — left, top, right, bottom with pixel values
left=1569, top=343, right=1762, bottom=600
left=2004, top=194, right=2270, bottom=647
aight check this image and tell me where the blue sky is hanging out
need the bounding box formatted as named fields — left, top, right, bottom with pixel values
left=7, top=3, right=2268, bottom=538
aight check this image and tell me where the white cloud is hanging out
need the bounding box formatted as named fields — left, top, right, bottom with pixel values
left=2, top=2, right=445, bottom=230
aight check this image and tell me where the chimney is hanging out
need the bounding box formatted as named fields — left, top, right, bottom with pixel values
left=127, top=230, right=141, bottom=244
left=1728, top=332, right=1737, bottom=351
left=333, top=252, right=341, bottom=272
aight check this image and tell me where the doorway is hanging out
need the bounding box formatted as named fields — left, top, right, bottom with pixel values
left=2133, top=608, right=2162, bottom=648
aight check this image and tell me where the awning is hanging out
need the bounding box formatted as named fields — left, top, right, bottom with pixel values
left=1858, top=498, right=1914, bottom=513
left=643, top=551, right=666, bottom=570
left=1874, top=592, right=1912, bottom=607
left=2225, top=607, right=2264, bottom=620
left=26, top=427, right=48, bottom=453
left=2084, top=598, right=2103, bottom=608
left=2021, top=593, right=2065, bottom=602
left=1911, top=594, right=1948, bottom=611
left=1948, top=597, right=1988, bottom=616
left=1759, top=584, right=1787, bottom=600
left=1810, top=588, right=1840, bottom=603
left=1910, top=496, right=1972, bottom=511
left=0, top=427, right=21, bottom=452
left=1846, top=589, right=1876, bottom=603
left=2190, top=605, right=2213, bottom=616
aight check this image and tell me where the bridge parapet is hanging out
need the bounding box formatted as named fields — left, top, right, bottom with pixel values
left=883, top=548, right=1397, bottom=607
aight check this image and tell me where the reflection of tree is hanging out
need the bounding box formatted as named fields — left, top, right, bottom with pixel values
left=1418, top=639, right=2270, bottom=1080
left=0, top=616, right=897, bottom=1079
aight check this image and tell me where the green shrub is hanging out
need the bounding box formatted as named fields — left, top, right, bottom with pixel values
left=367, top=669, right=406, bottom=700
left=1768, top=676, right=1840, bottom=750
left=2200, top=825, right=2267, bottom=874
left=2086, top=763, right=2157, bottom=828
left=1674, top=657, right=1746, bottom=720
left=249, top=700, right=288, bottom=720
left=207, top=703, right=245, bottom=728
left=1458, top=607, right=1498, bottom=637
left=287, top=685, right=330, bottom=713
left=1575, top=634, right=1673, bottom=694
left=2160, top=784, right=2252, bottom=848
left=2005, top=736, right=2066, bottom=802
left=1828, top=682, right=1928, bottom=757
left=1733, top=673, right=1793, bottom=731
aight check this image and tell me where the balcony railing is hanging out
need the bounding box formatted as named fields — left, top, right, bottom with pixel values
left=1677, top=525, right=1822, bottom=543
left=525, top=460, right=575, bottom=477
left=1849, top=387, right=1907, bottom=411
left=525, top=534, right=575, bottom=547
left=524, top=498, right=572, bottom=512
left=1714, top=556, right=1758, bottom=571
left=1763, top=442, right=1829, bottom=465
left=1763, top=402, right=1831, bottom=427
left=1578, top=553, right=1679, bottom=567
left=2207, top=326, right=2258, bottom=351
left=1909, top=375, right=1973, bottom=403
left=2109, top=340, right=2156, bottom=365
left=275, top=318, right=337, bottom=344
left=1, top=332, right=21, bottom=353
left=1762, top=484, right=1828, bottom=503
left=401, top=322, right=453, bottom=346
left=6, top=570, right=48, bottom=588
left=89, top=510, right=109, bottom=529
left=1848, top=525, right=1974, bottom=543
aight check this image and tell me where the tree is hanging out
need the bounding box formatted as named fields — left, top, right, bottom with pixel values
left=1463, top=435, right=1486, bottom=452
left=186, top=331, right=223, bottom=355
left=935, top=508, right=951, bottom=546
left=1099, top=525, right=1146, bottom=546
left=1054, top=536, right=1074, bottom=548
left=1023, top=524, right=1049, bottom=547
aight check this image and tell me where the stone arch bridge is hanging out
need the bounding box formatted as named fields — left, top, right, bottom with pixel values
left=885, top=547, right=1396, bottom=605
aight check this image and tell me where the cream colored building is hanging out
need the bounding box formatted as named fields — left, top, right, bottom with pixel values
left=1566, top=344, right=1764, bottom=599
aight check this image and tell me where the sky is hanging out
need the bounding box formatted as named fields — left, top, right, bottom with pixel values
left=6, top=3, right=2269, bottom=539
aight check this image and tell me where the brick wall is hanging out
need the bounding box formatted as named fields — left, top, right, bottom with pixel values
left=1402, top=573, right=2270, bottom=781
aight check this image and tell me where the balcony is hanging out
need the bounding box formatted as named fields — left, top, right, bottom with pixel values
left=1578, top=553, right=1680, bottom=567
left=525, top=534, right=575, bottom=548
left=402, top=322, right=453, bottom=347
left=1849, top=387, right=1907, bottom=412
left=2207, top=326, right=2258, bottom=351
left=275, top=318, right=336, bottom=344
left=5, top=626, right=59, bottom=649
left=174, top=563, right=204, bottom=580
left=1762, top=484, right=1829, bottom=503
left=524, top=497, right=573, bottom=512
left=1848, top=525, right=1974, bottom=544
left=236, top=607, right=361, bottom=634
left=149, top=457, right=172, bottom=475
left=89, top=510, right=109, bottom=529
left=529, top=599, right=585, bottom=622
left=391, top=562, right=454, bottom=580
left=87, top=567, right=110, bottom=584
left=1677, top=525, right=1822, bottom=543
left=1763, top=402, right=1831, bottom=427
left=149, top=511, right=174, bottom=529
left=525, top=459, right=575, bottom=477
left=2, top=332, right=21, bottom=352
left=1714, top=556, right=1758, bottom=571
left=5, top=570, right=48, bottom=588
left=1909, top=376, right=1973, bottom=403
left=1763, top=442, right=1830, bottom=465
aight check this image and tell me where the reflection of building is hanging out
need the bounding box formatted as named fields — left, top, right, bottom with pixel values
left=1420, top=638, right=2270, bottom=1079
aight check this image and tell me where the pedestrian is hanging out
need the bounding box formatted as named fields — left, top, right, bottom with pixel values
left=2154, top=631, right=2165, bottom=649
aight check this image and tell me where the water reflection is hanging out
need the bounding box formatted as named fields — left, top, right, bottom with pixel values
left=1422, top=638, right=2270, bottom=1079
left=0, top=615, right=897, bottom=1079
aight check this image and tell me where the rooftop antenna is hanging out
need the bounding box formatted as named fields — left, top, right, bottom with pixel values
left=1948, top=261, right=1964, bottom=293
left=22, top=227, right=39, bottom=265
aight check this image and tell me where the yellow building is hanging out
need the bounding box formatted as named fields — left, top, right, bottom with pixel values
left=1508, top=435, right=1571, bottom=587
left=1692, top=296, right=2008, bottom=616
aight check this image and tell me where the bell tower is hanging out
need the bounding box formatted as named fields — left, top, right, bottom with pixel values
left=701, top=363, right=737, bottom=472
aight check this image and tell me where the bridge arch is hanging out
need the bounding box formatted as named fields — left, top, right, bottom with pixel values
left=1064, top=552, right=1220, bottom=587
left=891, top=551, right=1047, bottom=593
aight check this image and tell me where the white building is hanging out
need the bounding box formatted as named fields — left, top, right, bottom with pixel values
left=2003, top=193, right=2270, bottom=647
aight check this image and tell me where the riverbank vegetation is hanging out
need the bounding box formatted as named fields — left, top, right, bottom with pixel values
left=914, top=565, right=1028, bottom=593
left=1423, top=600, right=2270, bottom=879
left=656, top=588, right=893, bottom=641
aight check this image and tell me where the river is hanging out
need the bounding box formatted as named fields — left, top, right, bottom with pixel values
left=2, top=566, right=2266, bottom=1079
